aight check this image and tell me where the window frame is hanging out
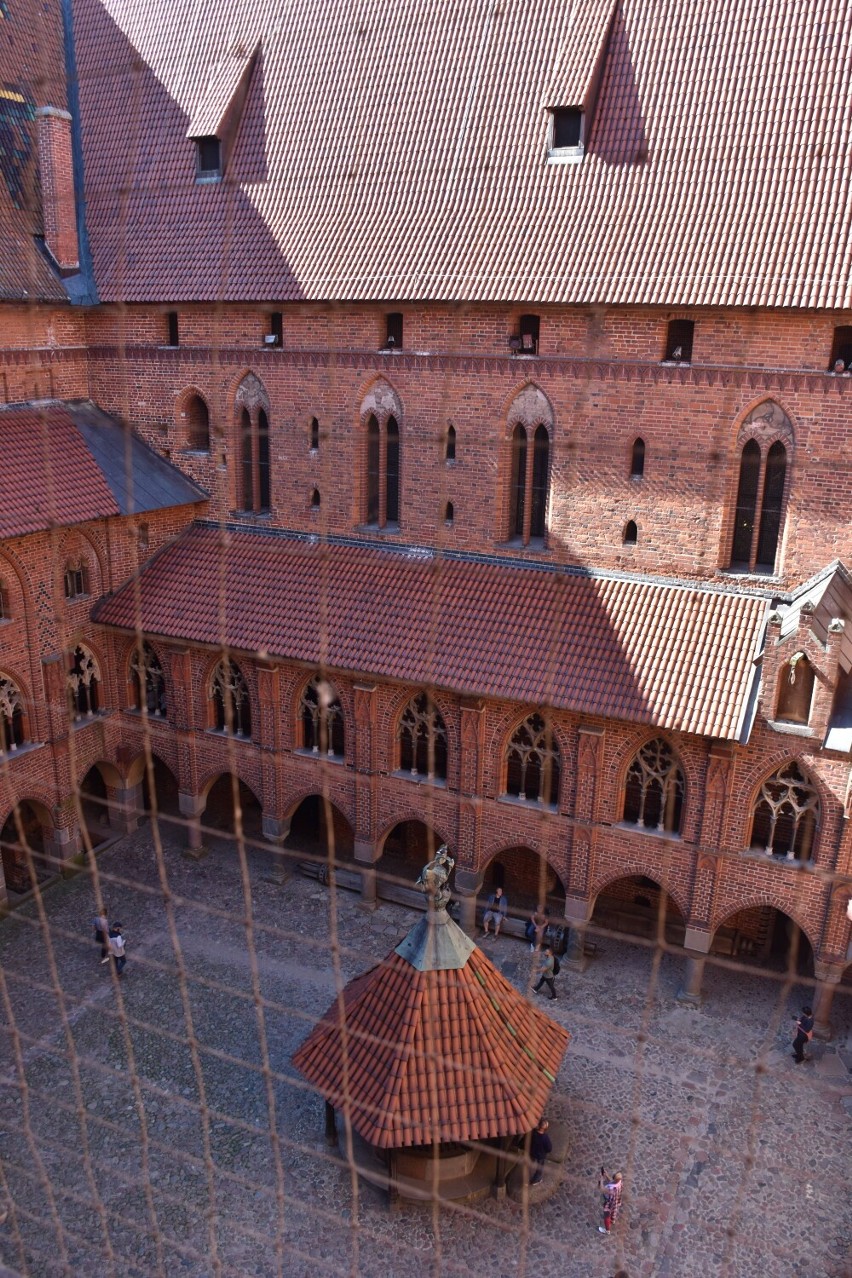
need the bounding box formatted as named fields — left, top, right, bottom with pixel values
left=548, top=108, right=584, bottom=163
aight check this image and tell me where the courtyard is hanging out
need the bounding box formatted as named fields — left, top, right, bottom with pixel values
left=0, top=826, right=850, bottom=1278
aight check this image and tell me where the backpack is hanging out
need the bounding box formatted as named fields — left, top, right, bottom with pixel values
left=552, top=955, right=561, bottom=976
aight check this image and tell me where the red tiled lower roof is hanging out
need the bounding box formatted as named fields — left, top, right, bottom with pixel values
left=94, top=524, right=768, bottom=739
left=292, top=946, right=569, bottom=1149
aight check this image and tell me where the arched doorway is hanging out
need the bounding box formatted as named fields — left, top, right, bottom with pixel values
left=288, top=795, right=355, bottom=864
left=711, top=905, right=814, bottom=975
left=591, top=875, right=686, bottom=946
left=377, top=820, right=444, bottom=906
left=0, top=800, right=53, bottom=894
left=140, top=756, right=182, bottom=837
left=482, top=846, right=566, bottom=919
left=204, top=775, right=263, bottom=840
left=79, top=763, right=123, bottom=847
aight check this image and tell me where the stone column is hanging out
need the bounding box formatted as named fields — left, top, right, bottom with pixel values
left=454, top=867, right=483, bottom=936
left=179, top=790, right=207, bottom=858
left=563, top=896, right=591, bottom=971
left=50, top=822, right=83, bottom=873
left=677, top=927, right=712, bottom=1006
left=108, top=783, right=143, bottom=835
left=354, top=838, right=379, bottom=908
left=812, top=962, right=843, bottom=1040
left=262, top=814, right=292, bottom=884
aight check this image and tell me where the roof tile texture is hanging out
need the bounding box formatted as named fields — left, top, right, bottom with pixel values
left=73, top=0, right=852, bottom=307
left=292, top=947, right=569, bottom=1148
left=94, top=524, right=768, bottom=739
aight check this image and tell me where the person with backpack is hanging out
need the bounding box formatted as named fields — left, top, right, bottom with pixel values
left=533, top=945, right=559, bottom=1000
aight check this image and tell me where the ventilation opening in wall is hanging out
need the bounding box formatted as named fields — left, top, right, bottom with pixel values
left=265, top=312, right=283, bottom=347
left=630, top=438, right=645, bottom=478
left=384, top=312, right=403, bottom=350
left=663, top=319, right=693, bottom=363
left=623, top=520, right=638, bottom=545
left=309, top=417, right=319, bottom=450
left=828, top=326, right=852, bottom=373
left=166, top=311, right=179, bottom=347
left=444, top=501, right=454, bottom=524
left=445, top=424, right=456, bottom=462
left=310, top=488, right=320, bottom=509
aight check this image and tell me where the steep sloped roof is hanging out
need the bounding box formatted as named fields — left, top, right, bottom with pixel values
left=0, top=400, right=206, bottom=537
left=72, top=0, right=852, bottom=307
left=292, top=910, right=569, bottom=1148
left=93, top=523, right=768, bottom=739
left=0, top=1, right=69, bottom=300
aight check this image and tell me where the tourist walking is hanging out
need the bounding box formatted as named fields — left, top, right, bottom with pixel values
left=481, top=886, right=508, bottom=939
left=108, top=922, right=127, bottom=976
left=524, top=907, right=548, bottom=952
left=93, top=909, right=110, bottom=962
left=529, top=1117, right=552, bottom=1185
left=598, top=1169, right=623, bottom=1234
left=791, top=1005, right=814, bottom=1063
left=533, top=946, right=558, bottom=1000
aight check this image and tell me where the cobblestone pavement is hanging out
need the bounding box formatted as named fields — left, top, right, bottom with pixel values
left=0, top=827, right=850, bottom=1278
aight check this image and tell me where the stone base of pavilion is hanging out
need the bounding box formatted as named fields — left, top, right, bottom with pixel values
left=345, top=1123, right=499, bottom=1204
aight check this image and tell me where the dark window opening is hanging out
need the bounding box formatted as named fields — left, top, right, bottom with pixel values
left=309, top=417, right=319, bottom=450
left=445, top=424, right=456, bottom=461
left=529, top=424, right=549, bottom=538
left=623, top=738, right=684, bottom=833
left=166, top=311, right=179, bottom=347
left=211, top=660, right=251, bottom=738
left=64, top=560, right=90, bottom=600
left=68, top=646, right=100, bottom=719
left=829, top=326, right=852, bottom=372
left=385, top=416, right=400, bottom=524
left=0, top=677, right=25, bottom=752
left=631, top=437, right=645, bottom=478
left=240, top=408, right=254, bottom=510
left=366, top=415, right=380, bottom=525
left=505, top=713, right=560, bottom=806
left=195, top=136, right=221, bottom=178
left=384, top=312, right=403, bottom=350
left=664, top=319, right=693, bottom=363
left=137, top=522, right=150, bottom=554
left=0, top=582, right=9, bottom=621
left=257, top=409, right=271, bottom=510
left=510, top=424, right=527, bottom=538
left=301, top=677, right=345, bottom=757
left=552, top=108, right=582, bottom=149
left=310, top=488, right=320, bottom=508
left=398, top=693, right=447, bottom=781
left=519, top=314, right=540, bottom=355
left=623, top=520, right=638, bottom=545
left=755, top=441, right=786, bottom=569
left=266, top=312, right=283, bottom=347
left=444, top=501, right=454, bottom=524
left=729, top=439, right=760, bottom=567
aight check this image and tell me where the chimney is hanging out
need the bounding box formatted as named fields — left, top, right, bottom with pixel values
left=36, top=106, right=79, bottom=272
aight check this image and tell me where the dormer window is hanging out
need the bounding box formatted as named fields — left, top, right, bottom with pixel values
left=384, top=313, right=403, bottom=351
left=195, top=136, right=222, bottom=181
left=663, top=319, right=694, bottom=364
left=548, top=108, right=584, bottom=162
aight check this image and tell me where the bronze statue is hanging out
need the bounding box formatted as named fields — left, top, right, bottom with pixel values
left=415, top=845, right=455, bottom=910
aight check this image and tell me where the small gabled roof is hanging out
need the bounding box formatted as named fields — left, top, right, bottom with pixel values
left=0, top=400, right=206, bottom=538
left=292, top=910, right=568, bottom=1149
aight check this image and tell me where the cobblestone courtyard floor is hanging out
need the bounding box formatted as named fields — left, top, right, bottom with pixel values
left=0, top=827, right=850, bottom=1278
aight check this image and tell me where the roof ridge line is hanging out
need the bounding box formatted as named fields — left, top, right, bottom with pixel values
left=193, top=519, right=779, bottom=601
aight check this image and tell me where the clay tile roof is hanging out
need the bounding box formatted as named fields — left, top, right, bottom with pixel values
left=0, top=0, right=69, bottom=301
left=0, top=400, right=206, bottom=538
left=292, top=920, right=569, bottom=1149
left=93, top=524, right=768, bottom=740
left=72, top=0, right=852, bottom=307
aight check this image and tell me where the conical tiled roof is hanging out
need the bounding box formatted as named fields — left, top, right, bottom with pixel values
left=292, top=910, right=569, bottom=1149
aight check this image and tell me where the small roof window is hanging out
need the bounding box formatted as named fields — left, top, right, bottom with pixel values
left=549, top=108, right=584, bottom=163
left=195, top=136, right=222, bottom=181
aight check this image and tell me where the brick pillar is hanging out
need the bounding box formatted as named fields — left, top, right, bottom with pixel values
left=36, top=107, right=79, bottom=271
left=459, top=701, right=485, bottom=797
left=108, top=784, right=143, bottom=834
left=261, top=814, right=292, bottom=884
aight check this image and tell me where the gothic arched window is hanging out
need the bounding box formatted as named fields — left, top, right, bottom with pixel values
left=130, top=643, right=167, bottom=717
left=67, top=646, right=100, bottom=720
left=505, top=714, right=560, bottom=806
left=300, top=677, right=344, bottom=757
left=445, top=425, right=456, bottom=462
left=310, top=417, right=319, bottom=451
left=210, top=660, right=251, bottom=738
left=235, top=374, right=272, bottom=514
left=398, top=693, right=447, bottom=781
left=729, top=403, right=792, bottom=573
left=776, top=654, right=815, bottom=725
left=0, top=674, right=26, bottom=752
left=631, top=438, right=645, bottom=478
left=623, top=738, right=684, bottom=833
left=510, top=423, right=527, bottom=538
left=750, top=761, right=819, bottom=862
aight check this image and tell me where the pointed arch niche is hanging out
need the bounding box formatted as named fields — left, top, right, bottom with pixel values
left=727, top=400, right=793, bottom=574
left=359, top=378, right=403, bottom=530
left=234, top=373, right=271, bottom=513
left=504, top=385, right=553, bottom=546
